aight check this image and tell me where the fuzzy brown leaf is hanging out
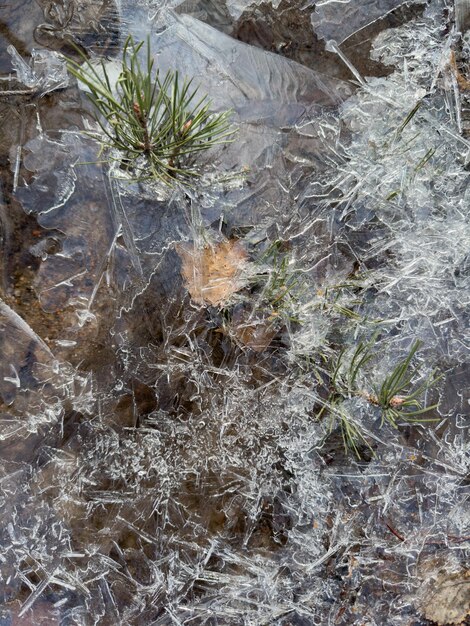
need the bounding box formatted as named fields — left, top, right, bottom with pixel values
left=178, top=240, right=248, bottom=306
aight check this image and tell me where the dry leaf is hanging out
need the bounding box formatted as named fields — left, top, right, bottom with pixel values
left=178, top=239, right=248, bottom=306
left=418, top=558, right=470, bottom=625
left=421, top=570, right=470, bottom=625
left=230, top=306, right=278, bottom=352
left=450, top=50, right=470, bottom=91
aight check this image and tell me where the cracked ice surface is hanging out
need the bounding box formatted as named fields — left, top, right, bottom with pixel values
left=16, top=11, right=352, bottom=314
left=0, top=0, right=469, bottom=625
left=311, top=0, right=425, bottom=44
left=7, top=45, right=69, bottom=96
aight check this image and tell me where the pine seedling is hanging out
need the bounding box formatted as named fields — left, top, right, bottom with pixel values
left=327, top=398, right=375, bottom=460
left=318, top=337, right=439, bottom=457
left=372, top=340, right=440, bottom=428
left=250, top=241, right=304, bottom=323
left=67, top=36, right=234, bottom=184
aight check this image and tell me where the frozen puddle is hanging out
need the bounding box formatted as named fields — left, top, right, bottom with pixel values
left=0, top=0, right=469, bottom=624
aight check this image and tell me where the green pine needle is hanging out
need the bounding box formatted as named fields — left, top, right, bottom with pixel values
left=67, top=36, right=235, bottom=185
left=318, top=337, right=440, bottom=458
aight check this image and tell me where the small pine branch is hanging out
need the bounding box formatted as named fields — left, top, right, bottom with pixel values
left=67, top=36, right=235, bottom=185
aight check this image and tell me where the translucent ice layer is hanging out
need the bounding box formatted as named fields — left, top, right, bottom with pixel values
left=0, top=0, right=468, bottom=624
left=7, top=46, right=69, bottom=95
left=311, top=0, right=424, bottom=44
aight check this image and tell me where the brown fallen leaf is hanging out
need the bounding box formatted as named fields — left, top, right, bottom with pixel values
left=450, top=50, right=470, bottom=91
left=178, top=239, right=248, bottom=307
left=418, top=558, right=470, bottom=625
left=230, top=306, right=278, bottom=352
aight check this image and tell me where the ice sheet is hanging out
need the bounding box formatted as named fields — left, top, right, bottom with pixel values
left=7, top=46, right=69, bottom=96
left=15, top=11, right=352, bottom=314
left=311, top=0, right=423, bottom=44
left=0, top=0, right=469, bottom=624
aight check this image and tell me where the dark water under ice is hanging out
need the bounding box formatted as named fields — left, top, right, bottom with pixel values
left=0, top=1, right=469, bottom=625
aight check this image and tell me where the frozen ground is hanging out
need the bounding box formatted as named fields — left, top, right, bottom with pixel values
left=0, top=0, right=469, bottom=624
